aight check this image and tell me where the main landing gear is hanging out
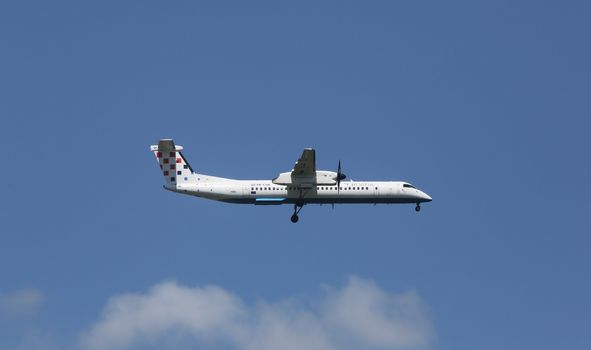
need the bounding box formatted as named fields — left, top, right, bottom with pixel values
left=415, top=203, right=421, bottom=212
left=291, top=204, right=304, bottom=223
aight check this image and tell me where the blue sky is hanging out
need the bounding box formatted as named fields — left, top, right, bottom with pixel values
left=1, top=1, right=590, bottom=349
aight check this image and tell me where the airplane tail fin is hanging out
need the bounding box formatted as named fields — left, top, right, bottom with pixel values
left=150, top=139, right=195, bottom=189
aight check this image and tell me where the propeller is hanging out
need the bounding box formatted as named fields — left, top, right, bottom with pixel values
left=336, top=160, right=346, bottom=193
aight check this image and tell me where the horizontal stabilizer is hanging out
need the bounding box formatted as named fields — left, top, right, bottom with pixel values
left=150, top=139, right=183, bottom=152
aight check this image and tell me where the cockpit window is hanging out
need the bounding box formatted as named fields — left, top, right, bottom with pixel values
left=403, top=184, right=416, bottom=189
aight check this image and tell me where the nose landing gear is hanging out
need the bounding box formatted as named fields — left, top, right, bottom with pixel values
left=415, top=203, right=421, bottom=212
left=291, top=204, right=304, bottom=223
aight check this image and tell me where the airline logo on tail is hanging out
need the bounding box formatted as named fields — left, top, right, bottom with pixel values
left=150, top=139, right=193, bottom=188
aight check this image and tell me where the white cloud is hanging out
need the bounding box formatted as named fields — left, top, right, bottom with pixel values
left=80, top=277, right=434, bottom=350
left=0, top=289, right=45, bottom=316
left=323, top=277, right=433, bottom=349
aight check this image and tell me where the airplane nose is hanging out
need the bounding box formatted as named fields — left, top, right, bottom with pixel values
left=420, top=191, right=432, bottom=202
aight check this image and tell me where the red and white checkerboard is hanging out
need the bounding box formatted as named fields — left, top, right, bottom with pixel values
left=151, top=140, right=191, bottom=187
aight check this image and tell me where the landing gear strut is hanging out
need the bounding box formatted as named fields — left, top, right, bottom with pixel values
left=291, top=204, right=304, bottom=223
left=415, top=203, right=421, bottom=212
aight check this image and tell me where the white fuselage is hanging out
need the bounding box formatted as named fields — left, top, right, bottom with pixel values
left=169, top=179, right=432, bottom=206
left=150, top=139, right=432, bottom=221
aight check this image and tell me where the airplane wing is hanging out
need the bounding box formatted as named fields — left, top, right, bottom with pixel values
left=291, top=148, right=316, bottom=177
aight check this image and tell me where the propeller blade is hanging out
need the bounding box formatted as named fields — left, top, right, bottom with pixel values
left=337, top=160, right=341, bottom=193
left=336, top=160, right=346, bottom=193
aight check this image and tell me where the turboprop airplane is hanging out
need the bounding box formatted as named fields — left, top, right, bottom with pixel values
left=151, top=139, right=432, bottom=223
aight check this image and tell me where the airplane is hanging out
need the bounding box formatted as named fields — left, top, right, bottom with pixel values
left=150, top=139, right=432, bottom=223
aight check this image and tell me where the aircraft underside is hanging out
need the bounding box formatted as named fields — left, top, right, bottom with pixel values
left=220, top=197, right=421, bottom=205
left=219, top=196, right=425, bottom=223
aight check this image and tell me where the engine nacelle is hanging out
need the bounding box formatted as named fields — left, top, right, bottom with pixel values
left=272, top=170, right=338, bottom=186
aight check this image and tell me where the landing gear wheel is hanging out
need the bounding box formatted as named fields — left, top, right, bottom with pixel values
left=291, top=204, right=303, bottom=223
left=415, top=204, right=421, bottom=212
